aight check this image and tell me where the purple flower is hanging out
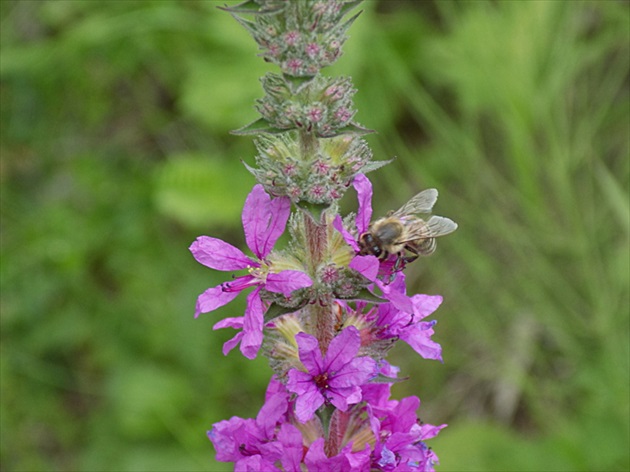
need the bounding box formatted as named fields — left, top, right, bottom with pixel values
left=190, top=184, right=312, bottom=359
left=370, top=275, right=444, bottom=361
left=367, top=395, right=447, bottom=472
left=286, top=326, right=377, bottom=423
left=304, top=438, right=371, bottom=472
left=208, top=375, right=300, bottom=470
left=208, top=416, right=281, bottom=469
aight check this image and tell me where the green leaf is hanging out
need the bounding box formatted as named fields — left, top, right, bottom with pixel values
left=339, top=0, right=364, bottom=18
left=295, top=201, right=331, bottom=222
left=372, top=373, right=409, bottom=384
left=328, top=122, right=375, bottom=136
left=264, top=301, right=305, bottom=323
left=361, top=159, right=393, bottom=174
left=218, top=0, right=286, bottom=14
left=232, top=118, right=288, bottom=135
left=342, top=288, right=384, bottom=304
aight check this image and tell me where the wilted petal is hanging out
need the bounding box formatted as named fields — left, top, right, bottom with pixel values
left=195, top=285, right=241, bottom=318
left=353, top=174, right=373, bottom=234
left=190, top=236, right=251, bottom=271
left=265, top=270, right=312, bottom=296
left=242, top=185, right=291, bottom=259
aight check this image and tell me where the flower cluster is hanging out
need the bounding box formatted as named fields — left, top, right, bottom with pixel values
left=247, top=131, right=386, bottom=206
left=188, top=1, right=457, bottom=470
left=223, top=0, right=362, bottom=78
left=209, top=371, right=446, bottom=471
left=256, top=74, right=358, bottom=137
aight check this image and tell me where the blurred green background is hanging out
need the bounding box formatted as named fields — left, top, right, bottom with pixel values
left=1, top=1, right=628, bottom=471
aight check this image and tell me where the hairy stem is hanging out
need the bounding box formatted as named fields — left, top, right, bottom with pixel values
left=304, top=213, right=335, bottom=353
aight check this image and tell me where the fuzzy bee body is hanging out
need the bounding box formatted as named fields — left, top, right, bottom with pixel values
left=358, top=189, right=456, bottom=267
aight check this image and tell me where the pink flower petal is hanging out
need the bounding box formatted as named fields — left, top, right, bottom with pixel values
left=400, top=322, right=442, bottom=361
left=212, top=317, right=245, bottom=356
left=213, top=316, right=243, bottom=330
left=328, top=385, right=362, bottom=411
left=411, top=294, right=443, bottom=320
left=333, top=215, right=359, bottom=251
left=294, top=332, right=324, bottom=374
left=349, top=255, right=380, bottom=282
left=418, top=423, right=447, bottom=440
left=352, top=174, right=373, bottom=234
left=242, top=185, right=291, bottom=259
left=286, top=368, right=316, bottom=395
left=240, top=287, right=264, bottom=359
left=278, top=423, right=304, bottom=472
left=329, top=355, right=377, bottom=389
left=265, top=270, right=312, bottom=296
left=256, top=390, right=288, bottom=437
left=304, top=438, right=327, bottom=466
left=294, top=385, right=325, bottom=423
left=324, top=326, right=361, bottom=373
left=190, top=236, right=251, bottom=271
left=195, top=285, right=241, bottom=318
left=377, top=279, right=414, bottom=314
left=221, top=331, right=244, bottom=356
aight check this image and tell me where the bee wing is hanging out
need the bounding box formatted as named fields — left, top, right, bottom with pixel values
left=426, top=215, right=458, bottom=237
left=391, top=189, right=438, bottom=217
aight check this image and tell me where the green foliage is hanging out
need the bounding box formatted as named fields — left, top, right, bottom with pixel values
left=1, top=1, right=628, bottom=471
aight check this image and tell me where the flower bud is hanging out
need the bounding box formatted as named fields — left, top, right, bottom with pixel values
left=257, top=73, right=358, bottom=136
left=247, top=131, right=373, bottom=206
left=224, top=0, right=362, bottom=77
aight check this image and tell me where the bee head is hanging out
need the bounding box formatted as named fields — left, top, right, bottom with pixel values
left=358, top=232, right=382, bottom=258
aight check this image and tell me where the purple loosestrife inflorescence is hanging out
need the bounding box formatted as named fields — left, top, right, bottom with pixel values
left=189, top=1, right=457, bottom=470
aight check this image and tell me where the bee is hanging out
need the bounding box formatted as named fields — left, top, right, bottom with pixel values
left=358, top=189, right=457, bottom=270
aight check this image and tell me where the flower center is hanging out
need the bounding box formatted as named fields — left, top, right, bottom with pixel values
left=314, top=372, right=329, bottom=390
left=220, top=266, right=269, bottom=293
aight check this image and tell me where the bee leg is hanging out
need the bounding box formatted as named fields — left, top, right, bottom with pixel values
left=402, top=254, right=419, bottom=264
left=402, top=245, right=420, bottom=264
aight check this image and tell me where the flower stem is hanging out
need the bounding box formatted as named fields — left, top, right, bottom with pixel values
left=325, top=408, right=343, bottom=458
left=304, top=213, right=335, bottom=353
